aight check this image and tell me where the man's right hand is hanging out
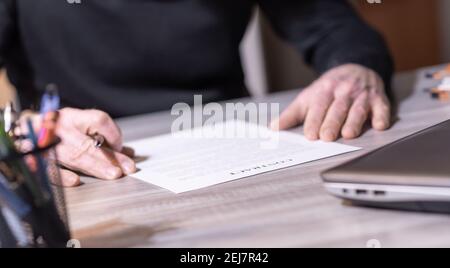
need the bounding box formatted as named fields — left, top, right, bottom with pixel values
left=36, top=108, right=136, bottom=187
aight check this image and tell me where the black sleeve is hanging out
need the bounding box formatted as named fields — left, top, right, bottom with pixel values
left=257, top=0, right=394, bottom=90
left=0, top=0, right=15, bottom=68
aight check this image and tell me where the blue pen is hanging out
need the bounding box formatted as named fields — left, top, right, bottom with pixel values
left=40, top=84, right=60, bottom=116
left=38, top=84, right=60, bottom=144
left=26, top=118, right=52, bottom=200
left=26, top=118, right=38, bottom=147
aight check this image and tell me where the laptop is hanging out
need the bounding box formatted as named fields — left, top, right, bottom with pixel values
left=321, top=119, right=450, bottom=213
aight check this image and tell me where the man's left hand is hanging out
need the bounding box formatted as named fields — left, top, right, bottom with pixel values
left=271, top=64, right=391, bottom=141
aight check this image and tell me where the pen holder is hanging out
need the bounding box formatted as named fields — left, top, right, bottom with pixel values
left=0, top=137, right=71, bottom=248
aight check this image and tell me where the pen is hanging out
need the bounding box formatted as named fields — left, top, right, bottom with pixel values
left=25, top=117, right=53, bottom=200
left=3, top=117, right=49, bottom=207
left=3, top=102, right=19, bottom=135
left=38, top=84, right=60, bottom=148
left=0, top=120, right=42, bottom=204
left=89, top=133, right=121, bottom=168
left=0, top=87, right=70, bottom=248
left=92, top=133, right=105, bottom=148
left=38, top=112, right=58, bottom=148
left=39, top=84, right=60, bottom=115
left=26, top=118, right=38, bottom=148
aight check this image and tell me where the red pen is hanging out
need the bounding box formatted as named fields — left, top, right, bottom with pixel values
left=38, top=111, right=59, bottom=148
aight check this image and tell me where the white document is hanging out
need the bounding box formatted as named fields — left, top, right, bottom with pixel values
left=127, top=121, right=360, bottom=193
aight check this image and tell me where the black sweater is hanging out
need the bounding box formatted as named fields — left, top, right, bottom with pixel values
left=0, top=0, right=393, bottom=117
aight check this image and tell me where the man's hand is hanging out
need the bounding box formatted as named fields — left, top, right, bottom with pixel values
left=270, top=64, right=391, bottom=141
left=48, top=108, right=136, bottom=187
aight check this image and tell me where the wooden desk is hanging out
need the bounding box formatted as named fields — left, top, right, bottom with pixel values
left=66, top=66, right=450, bottom=248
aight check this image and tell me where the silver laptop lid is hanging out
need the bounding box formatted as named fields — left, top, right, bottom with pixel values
left=322, top=119, right=450, bottom=187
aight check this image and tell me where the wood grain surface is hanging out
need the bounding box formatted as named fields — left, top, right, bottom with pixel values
left=66, top=66, right=450, bottom=248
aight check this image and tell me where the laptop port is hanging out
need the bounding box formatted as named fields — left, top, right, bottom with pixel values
left=355, top=189, right=368, bottom=195
left=373, top=190, right=386, bottom=196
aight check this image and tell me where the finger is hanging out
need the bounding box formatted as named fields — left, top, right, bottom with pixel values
left=91, top=148, right=136, bottom=177
left=342, top=91, right=370, bottom=139
left=367, top=73, right=391, bottom=131
left=319, top=96, right=352, bottom=141
left=57, top=168, right=81, bottom=187
left=371, top=94, right=391, bottom=131
left=65, top=136, right=136, bottom=178
left=270, top=92, right=308, bottom=131
left=57, top=134, right=123, bottom=180
left=108, top=149, right=137, bottom=175
left=62, top=153, right=123, bottom=181
left=65, top=108, right=123, bottom=151
left=303, top=91, right=333, bottom=140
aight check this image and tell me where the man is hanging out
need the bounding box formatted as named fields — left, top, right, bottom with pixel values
left=0, top=0, right=393, bottom=186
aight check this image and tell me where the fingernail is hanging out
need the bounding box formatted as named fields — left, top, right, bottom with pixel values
left=305, top=132, right=318, bottom=140
left=107, top=167, right=122, bottom=180
left=374, top=120, right=387, bottom=130
left=322, top=129, right=336, bottom=141
left=342, top=128, right=356, bottom=139
left=121, top=160, right=136, bottom=175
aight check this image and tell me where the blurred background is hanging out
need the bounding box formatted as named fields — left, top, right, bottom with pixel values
left=1, top=0, right=449, bottom=106
left=242, top=0, right=450, bottom=96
